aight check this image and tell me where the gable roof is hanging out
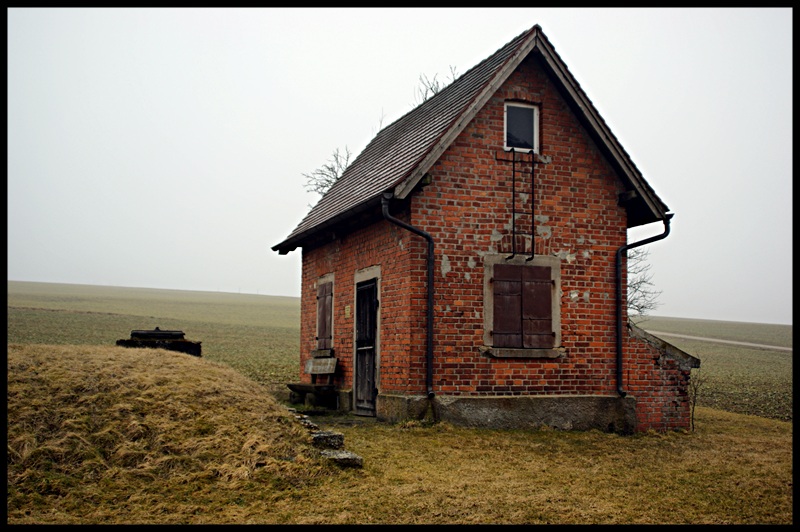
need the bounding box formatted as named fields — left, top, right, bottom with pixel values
left=273, top=24, right=670, bottom=255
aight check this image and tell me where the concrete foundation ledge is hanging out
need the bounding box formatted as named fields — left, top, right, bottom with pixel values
left=377, top=393, right=637, bottom=434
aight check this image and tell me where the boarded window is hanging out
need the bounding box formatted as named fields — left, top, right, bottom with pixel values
left=316, top=281, right=333, bottom=350
left=493, top=263, right=554, bottom=348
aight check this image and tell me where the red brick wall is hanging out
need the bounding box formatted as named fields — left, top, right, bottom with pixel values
left=624, top=336, right=694, bottom=431
left=299, top=218, right=429, bottom=394
left=298, top=55, right=689, bottom=431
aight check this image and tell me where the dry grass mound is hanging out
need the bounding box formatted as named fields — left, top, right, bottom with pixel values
left=7, top=344, right=334, bottom=524
left=6, top=342, right=793, bottom=524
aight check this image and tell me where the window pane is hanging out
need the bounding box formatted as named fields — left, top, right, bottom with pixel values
left=507, top=105, right=534, bottom=150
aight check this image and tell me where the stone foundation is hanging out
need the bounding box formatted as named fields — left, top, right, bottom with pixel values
left=377, top=393, right=638, bottom=434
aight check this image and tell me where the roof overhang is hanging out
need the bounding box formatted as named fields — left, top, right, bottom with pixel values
left=271, top=195, right=384, bottom=255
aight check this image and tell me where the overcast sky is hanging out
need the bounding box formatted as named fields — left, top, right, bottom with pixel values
left=7, top=8, right=793, bottom=325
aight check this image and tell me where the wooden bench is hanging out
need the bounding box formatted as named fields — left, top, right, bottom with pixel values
left=287, top=357, right=338, bottom=408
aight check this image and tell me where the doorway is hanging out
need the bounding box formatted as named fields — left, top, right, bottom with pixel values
left=354, top=278, right=378, bottom=416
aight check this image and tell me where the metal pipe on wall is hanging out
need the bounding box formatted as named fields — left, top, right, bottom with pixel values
left=381, top=192, right=436, bottom=399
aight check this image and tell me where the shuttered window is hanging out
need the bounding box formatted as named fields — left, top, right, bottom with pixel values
left=493, top=263, right=554, bottom=349
left=316, top=281, right=333, bottom=350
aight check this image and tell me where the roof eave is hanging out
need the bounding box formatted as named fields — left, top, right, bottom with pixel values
left=271, top=195, right=384, bottom=254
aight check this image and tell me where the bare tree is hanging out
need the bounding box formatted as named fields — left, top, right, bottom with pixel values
left=302, top=146, right=351, bottom=198
left=414, top=66, right=459, bottom=105
left=627, top=247, right=662, bottom=319
left=688, top=368, right=708, bottom=432
left=305, top=66, right=459, bottom=197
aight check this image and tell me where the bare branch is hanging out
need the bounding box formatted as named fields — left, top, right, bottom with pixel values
left=304, top=66, right=460, bottom=198
left=447, top=65, right=459, bottom=83
left=627, top=247, right=662, bottom=319
left=688, top=368, right=708, bottom=432
left=415, top=73, right=441, bottom=105
left=414, top=66, right=459, bottom=105
left=302, top=146, right=351, bottom=197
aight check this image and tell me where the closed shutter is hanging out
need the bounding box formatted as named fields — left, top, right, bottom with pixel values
left=522, top=266, right=554, bottom=348
left=493, top=264, right=554, bottom=348
left=316, top=282, right=332, bottom=350
left=493, top=264, right=522, bottom=348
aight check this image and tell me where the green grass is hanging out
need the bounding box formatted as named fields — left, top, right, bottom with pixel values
left=7, top=280, right=300, bottom=328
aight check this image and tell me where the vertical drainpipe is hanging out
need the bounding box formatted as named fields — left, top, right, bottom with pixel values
left=381, top=192, right=436, bottom=399
left=614, top=213, right=673, bottom=397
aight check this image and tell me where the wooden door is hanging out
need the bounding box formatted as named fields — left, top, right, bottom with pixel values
left=354, top=279, right=378, bottom=416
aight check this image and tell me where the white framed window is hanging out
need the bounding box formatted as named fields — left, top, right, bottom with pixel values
left=504, top=102, right=539, bottom=153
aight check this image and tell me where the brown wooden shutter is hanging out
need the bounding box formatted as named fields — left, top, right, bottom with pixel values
left=493, top=264, right=523, bottom=348
left=316, top=282, right=332, bottom=350
left=522, top=266, right=554, bottom=348
left=493, top=264, right=554, bottom=349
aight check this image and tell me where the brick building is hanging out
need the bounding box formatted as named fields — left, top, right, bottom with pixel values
left=272, top=24, right=699, bottom=433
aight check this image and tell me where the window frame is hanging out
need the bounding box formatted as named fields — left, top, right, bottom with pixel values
left=481, top=254, right=563, bottom=359
left=504, top=101, right=540, bottom=154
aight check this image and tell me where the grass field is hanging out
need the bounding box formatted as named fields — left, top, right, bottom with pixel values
left=6, top=281, right=301, bottom=397
left=6, top=281, right=793, bottom=524
left=632, top=315, right=792, bottom=422
left=8, top=281, right=792, bottom=421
